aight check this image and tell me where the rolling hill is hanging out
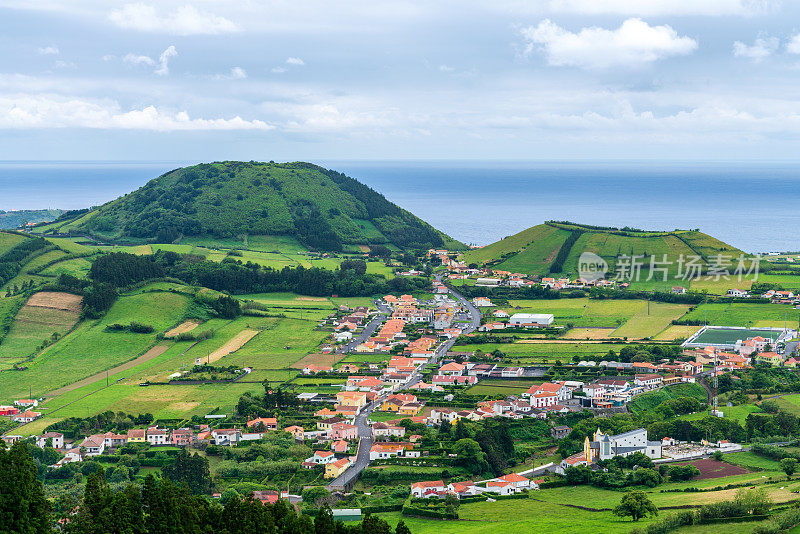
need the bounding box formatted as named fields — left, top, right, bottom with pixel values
left=461, top=221, right=746, bottom=280
left=35, top=161, right=464, bottom=252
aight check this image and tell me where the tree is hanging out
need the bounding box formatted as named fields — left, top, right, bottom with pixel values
left=453, top=438, right=490, bottom=475
left=161, top=448, right=211, bottom=494
left=315, top=504, right=334, bottom=534
left=395, top=520, right=412, bottom=534
left=781, top=458, right=798, bottom=478
left=712, top=450, right=724, bottom=461
left=0, top=442, right=52, bottom=534
left=735, top=487, right=773, bottom=515
left=613, top=491, right=658, bottom=522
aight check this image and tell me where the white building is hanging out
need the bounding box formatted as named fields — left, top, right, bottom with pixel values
left=509, top=313, right=554, bottom=327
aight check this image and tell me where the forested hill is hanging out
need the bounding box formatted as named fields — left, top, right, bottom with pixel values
left=41, top=161, right=463, bottom=252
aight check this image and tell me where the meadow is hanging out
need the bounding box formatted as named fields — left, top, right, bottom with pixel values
left=682, top=302, right=799, bottom=328
left=0, top=289, right=193, bottom=400
left=452, top=341, right=632, bottom=363
left=466, top=379, right=533, bottom=396
left=504, top=298, right=644, bottom=329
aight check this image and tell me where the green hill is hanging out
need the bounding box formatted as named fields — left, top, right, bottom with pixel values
left=461, top=221, right=745, bottom=279
left=36, top=161, right=464, bottom=252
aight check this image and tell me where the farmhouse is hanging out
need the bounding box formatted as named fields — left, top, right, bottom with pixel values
left=325, top=457, right=352, bottom=479
left=12, top=410, right=41, bottom=423
left=411, top=480, right=446, bottom=498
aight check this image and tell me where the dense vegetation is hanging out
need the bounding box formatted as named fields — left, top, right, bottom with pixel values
left=56, top=161, right=457, bottom=251
left=0, top=236, right=49, bottom=287
left=89, top=251, right=429, bottom=298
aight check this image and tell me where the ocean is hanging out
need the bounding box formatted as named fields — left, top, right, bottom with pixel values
left=2, top=160, right=799, bottom=253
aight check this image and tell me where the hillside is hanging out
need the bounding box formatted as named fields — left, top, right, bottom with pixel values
left=461, top=221, right=745, bottom=279
left=35, top=161, right=464, bottom=252
left=0, top=209, right=62, bottom=230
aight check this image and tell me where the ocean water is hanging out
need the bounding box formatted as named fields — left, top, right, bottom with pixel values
left=2, top=160, right=800, bottom=253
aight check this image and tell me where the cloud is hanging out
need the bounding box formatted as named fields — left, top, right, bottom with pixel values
left=438, top=64, right=455, bottom=72
left=547, top=0, right=775, bottom=16
left=787, top=34, right=800, bottom=55
left=214, top=67, right=247, bottom=80
left=53, top=60, right=76, bottom=69
left=108, top=3, right=239, bottom=36
left=155, top=45, right=177, bottom=76
left=521, top=18, right=698, bottom=69
left=733, top=37, right=778, bottom=62
left=122, top=53, right=156, bottom=66
left=0, top=93, right=273, bottom=131
left=286, top=57, right=305, bottom=66
left=37, top=46, right=59, bottom=55
left=270, top=66, right=287, bottom=74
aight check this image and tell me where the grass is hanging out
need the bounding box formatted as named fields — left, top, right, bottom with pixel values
left=682, top=303, right=799, bottom=328
left=628, top=383, right=708, bottom=415
left=0, top=289, right=193, bottom=401
left=39, top=257, right=93, bottom=278
left=724, top=451, right=782, bottom=471
left=611, top=302, right=691, bottom=339
left=0, top=304, right=80, bottom=361
left=772, top=395, right=800, bottom=417
left=467, top=380, right=533, bottom=395
left=504, top=298, right=644, bottom=329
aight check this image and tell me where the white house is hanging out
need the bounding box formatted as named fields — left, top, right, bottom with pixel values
left=484, top=480, right=516, bottom=495
left=411, top=480, right=446, bottom=498
left=471, top=297, right=494, bottom=307
left=80, top=436, right=106, bottom=456
left=212, top=428, right=242, bottom=445
left=37, top=432, right=64, bottom=449
left=146, top=428, right=169, bottom=446
left=306, top=450, right=336, bottom=464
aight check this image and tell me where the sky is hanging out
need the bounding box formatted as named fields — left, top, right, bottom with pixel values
left=3, top=0, right=800, bottom=161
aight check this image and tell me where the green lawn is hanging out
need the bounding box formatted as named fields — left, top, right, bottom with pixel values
left=452, top=341, right=632, bottom=363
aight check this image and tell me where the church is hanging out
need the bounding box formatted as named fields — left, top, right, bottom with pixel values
left=559, top=428, right=662, bottom=472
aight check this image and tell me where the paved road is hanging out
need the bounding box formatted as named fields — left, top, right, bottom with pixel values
left=326, top=278, right=480, bottom=489
left=336, top=301, right=390, bottom=354
left=326, top=400, right=376, bottom=491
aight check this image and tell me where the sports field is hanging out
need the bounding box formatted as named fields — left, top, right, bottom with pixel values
left=682, top=302, right=799, bottom=328
left=687, top=326, right=788, bottom=346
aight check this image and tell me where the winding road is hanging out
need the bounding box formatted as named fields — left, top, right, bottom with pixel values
left=326, top=276, right=481, bottom=491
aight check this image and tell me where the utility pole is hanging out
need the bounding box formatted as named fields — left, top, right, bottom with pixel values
left=712, top=349, right=718, bottom=416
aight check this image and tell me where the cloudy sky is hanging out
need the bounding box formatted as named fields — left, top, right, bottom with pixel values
left=2, top=0, right=800, bottom=160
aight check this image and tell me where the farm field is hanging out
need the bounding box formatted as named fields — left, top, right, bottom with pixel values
left=678, top=403, right=763, bottom=423
left=0, top=289, right=193, bottom=400
left=494, top=227, right=571, bottom=275
left=771, top=394, right=800, bottom=416
left=504, top=298, right=645, bottom=328
left=0, top=294, right=81, bottom=363
left=610, top=302, right=691, bottom=339
left=655, top=324, right=702, bottom=341
left=682, top=302, right=799, bottom=328
left=562, top=327, right=617, bottom=340
left=724, top=451, right=782, bottom=470
left=460, top=224, right=568, bottom=267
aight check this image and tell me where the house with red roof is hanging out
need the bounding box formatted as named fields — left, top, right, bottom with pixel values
left=411, top=480, right=446, bottom=498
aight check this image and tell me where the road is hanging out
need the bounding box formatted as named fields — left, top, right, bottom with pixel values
left=336, top=300, right=390, bottom=354
left=326, top=400, right=376, bottom=491
left=327, top=277, right=481, bottom=490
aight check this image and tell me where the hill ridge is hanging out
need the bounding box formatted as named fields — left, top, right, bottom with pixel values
left=35, top=161, right=465, bottom=252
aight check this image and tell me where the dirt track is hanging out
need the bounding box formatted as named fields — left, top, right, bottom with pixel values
left=165, top=320, right=199, bottom=338
left=203, top=329, right=258, bottom=364
left=45, top=344, right=169, bottom=397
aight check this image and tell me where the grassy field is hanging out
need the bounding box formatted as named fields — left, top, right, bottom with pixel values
left=0, top=304, right=80, bottom=363
left=724, top=451, right=782, bottom=470
left=460, top=224, right=568, bottom=267
left=467, top=379, right=533, bottom=395
left=0, top=289, right=193, bottom=401
left=772, top=394, right=800, bottom=416
left=610, top=302, right=691, bottom=339
left=0, top=231, right=27, bottom=254
left=628, top=383, right=708, bottom=415
left=682, top=302, right=799, bottom=328
left=504, top=298, right=644, bottom=329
